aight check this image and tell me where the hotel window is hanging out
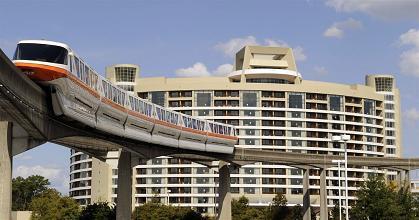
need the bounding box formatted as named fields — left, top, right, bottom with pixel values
left=385, top=121, right=395, bottom=127
left=244, top=139, right=256, bottom=145
left=291, top=112, right=302, bottom=118
left=385, top=112, right=394, bottom=119
left=375, top=77, right=393, bottom=92
left=386, top=130, right=395, bottom=136
left=243, top=119, right=256, bottom=126
left=198, top=187, right=209, bottom=194
left=385, top=103, right=394, bottom=110
left=198, top=110, right=210, bottom=116
left=329, top=96, right=342, bottom=111
left=243, top=92, right=257, bottom=107
left=291, top=121, right=303, bottom=127
left=292, top=131, right=301, bottom=137
left=243, top=187, right=255, bottom=194
left=291, top=140, right=302, bottom=146
left=243, top=178, right=256, bottom=184
left=366, top=127, right=374, bottom=133
left=366, top=118, right=375, bottom=124
left=386, top=148, right=396, bottom=154
left=115, top=67, right=136, bottom=82
left=151, top=178, right=161, bottom=184
left=196, top=177, right=209, bottom=184
left=364, top=100, right=375, bottom=115
left=385, top=94, right=394, bottom=101
left=386, top=139, right=395, bottom=145
left=197, top=93, right=211, bottom=107
left=245, top=129, right=256, bottom=136
left=151, top=92, right=165, bottom=106
left=289, top=93, right=304, bottom=108
left=244, top=110, right=256, bottom=116
left=196, top=167, right=209, bottom=174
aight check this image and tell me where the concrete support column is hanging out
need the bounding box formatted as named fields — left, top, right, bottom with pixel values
left=116, top=150, right=133, bottom=220
left=217, top=161, right=231, bottom=220
left=0, top=121, right=12, bottom=220
left=320, top=167, right=328, bottom=220
left=303, top=167, right=311, bottom=220
left=397, top=170, right=410, bottom=187
left=404, top=170, right=410, bottom=188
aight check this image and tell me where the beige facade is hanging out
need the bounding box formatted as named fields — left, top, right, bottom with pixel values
left=70, top=45, right=402, bottom=215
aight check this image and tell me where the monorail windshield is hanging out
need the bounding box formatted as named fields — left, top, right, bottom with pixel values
left=13, top=43, right=68, bottom=65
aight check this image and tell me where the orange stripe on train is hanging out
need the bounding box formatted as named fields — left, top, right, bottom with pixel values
left=14, top=62, right=68, bottom=81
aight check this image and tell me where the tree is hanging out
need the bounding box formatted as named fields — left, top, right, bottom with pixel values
left=289, top=204, right=303, bottom=220
left=232, top=196, right=249, bottom=219
left=30, top=189, right=80, bottom=220
left=12, top=175, right=50, bottom=210
left=268, top=193, right=290, bottom=220
left=132, top=202, right=204, bottom=220
left=350, top=174, right=401, bottom=220
left=79, top=202, right=116, bottom=220
left=231, top=196, right=264, bottom=220
left=396, top=186, right=415, bottom=219
left=330, top=203, right=345, bottom=220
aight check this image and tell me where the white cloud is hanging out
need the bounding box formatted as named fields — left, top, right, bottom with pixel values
left=215, top=36, right=258, bottom=57
left=175, top=63, right=233, bottom=77
left=324, top=18, right=363, bottom=38
left=292, top=46, right=307, bottom=62
left=175, top=62, right=210, bottom=77
left=405, top=108, right=419, bottom=121
left=215, top=36, right=307, bottom=61
left=325, top=0, right=419, bottom=21
left=324, top=26, right=344, bottom=38
left=314, top=66, right=329, bottom=75
left=212, top=63, right=234, bottom=76
left=398, top=29, right=419, bottom=77
left=14, top=165, right=68, bottom=194
left=14, top=165, right=61, bottom=180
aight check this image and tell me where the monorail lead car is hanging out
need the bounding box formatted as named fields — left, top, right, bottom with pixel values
left=12, top=40, right=237, bottom=154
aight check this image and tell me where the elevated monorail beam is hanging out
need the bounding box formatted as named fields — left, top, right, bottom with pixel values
left=233, top=148, right=419, bottom=170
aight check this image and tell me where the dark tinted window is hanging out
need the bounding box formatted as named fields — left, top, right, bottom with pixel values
left=197, top=93, right=211, bottom=107
left=151, top=92, right=165, bottom=106
left=329, top=96, right=342, bottom=111
left=289, top=93, right=303, bottom=108
left=14, top=43, right=68, bottom=64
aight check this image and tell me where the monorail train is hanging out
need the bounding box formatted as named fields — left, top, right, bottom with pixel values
left=12, top=40, right=237, bottom=154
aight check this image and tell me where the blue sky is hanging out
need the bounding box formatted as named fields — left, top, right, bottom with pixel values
left=0, top=0, right=418, bottom=193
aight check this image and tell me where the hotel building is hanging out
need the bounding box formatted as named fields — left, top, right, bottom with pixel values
left=69, top=45, right=402, bottom=215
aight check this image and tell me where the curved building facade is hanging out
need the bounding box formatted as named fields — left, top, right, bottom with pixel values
left=69, top=45, right=402, bottom=215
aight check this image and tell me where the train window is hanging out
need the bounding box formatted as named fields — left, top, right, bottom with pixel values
left=74, top=57, right=80, bottom=77
left=69, top=56, right=73, bottom=72
left=14, top=43, right=68, bottom=64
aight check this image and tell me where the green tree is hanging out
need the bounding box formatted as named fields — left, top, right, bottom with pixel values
left=12, top=175, right=50, bottom=210
left=231, top=196, right=264, bottom=220
left=350, top=175, right=401, bottom=220
left=330, top=203, right=346, bottom=220
left=267, top=193, right=290, bottom=220
left=30, top=189, right=80, bottom=220
left=232, top=196, right=249, bottom=219
left=132, top=202, right=204, bottom=220
left=396, top=185, right=416, bottom=219
left=79, top=202, right=116, bottom=220
left=289, top=204, right=303, bottom=220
